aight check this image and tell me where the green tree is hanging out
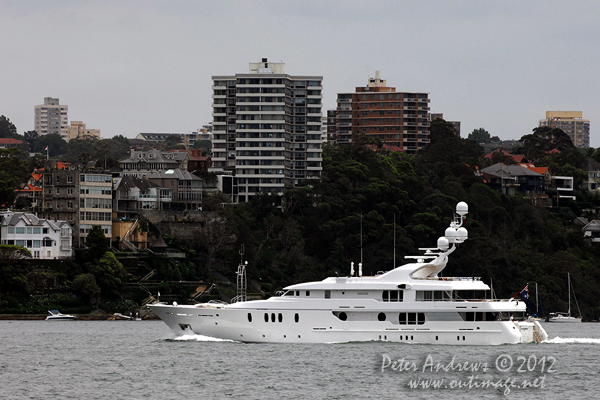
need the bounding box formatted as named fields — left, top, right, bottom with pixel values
left=0, top=148, right=33, bottom=206
left=85, top=225, right=109, bottom=261
left=0, top=115, right=18, bottom=138
left=31, top=133, right=68, bottom=157
left=61, top=139, right=96, bottom=164
left=92, top=252, right=126, bottom=300
left=72, top=273, right=101, bottom=305
left=193, top=139, right=212, bottom=154
left=520, top=126, right=574, bottom=161
left=468, top=128, right=491, bottom=144
left=429, top=118, right=458, bottom=144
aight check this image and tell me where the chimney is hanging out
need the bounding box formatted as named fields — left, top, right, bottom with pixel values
left=130, top=147, right=135, bottom=157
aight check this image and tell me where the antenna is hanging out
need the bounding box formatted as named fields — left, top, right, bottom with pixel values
left=393, top=213, right=396, bottom=269
left=360, top=213, right=363, bottom=265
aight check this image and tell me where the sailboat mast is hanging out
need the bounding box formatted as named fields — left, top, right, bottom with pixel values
left=568, top=273, right=571, bottom=317
left=536, top=282, right=539, bottom=317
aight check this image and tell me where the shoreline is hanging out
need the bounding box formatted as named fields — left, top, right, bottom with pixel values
left=0, top=310, right=160, bottom=321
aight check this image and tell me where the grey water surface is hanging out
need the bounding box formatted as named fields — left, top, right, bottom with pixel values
left=0, top=320, right=598, bottom=399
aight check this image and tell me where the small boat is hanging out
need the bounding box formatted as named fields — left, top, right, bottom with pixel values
left=46, top=310, right=75, bottom=321
left=549, top=273, right=581, bottom=323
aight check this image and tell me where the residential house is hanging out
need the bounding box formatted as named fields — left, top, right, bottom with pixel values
left=0, top=138, right=25, bottom=149
left=0, top=211, right=72, bottom=259
left=584, top=158, right=600, bottom=191
left=113, top=176, right=172, bottom=217
left=479, top=163, right=545, bottom=195
left=119, top=148, right=189, bottom=174
left=583, top=219, right=600, bottom=243
left=145, top=169, right=202, bottom=210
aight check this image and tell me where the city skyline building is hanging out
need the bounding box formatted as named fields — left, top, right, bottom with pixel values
left=332, top=71, right=430, bottom=154
left=211, top=58, right=323, bottom=204
left=67, top=121, right=100, bottom=142
left=539, top=111, right=590, bottom=148
left=34, top=97, right=69, bottom=140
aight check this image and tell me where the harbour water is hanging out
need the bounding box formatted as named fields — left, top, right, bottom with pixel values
left=0, top=320, right=598, bottom=399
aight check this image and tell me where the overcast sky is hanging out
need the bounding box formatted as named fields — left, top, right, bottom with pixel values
left=2, top=1, right=599, bottom=146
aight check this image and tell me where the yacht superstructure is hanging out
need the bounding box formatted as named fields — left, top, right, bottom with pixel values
left=149, top=202, right=548, bottom=344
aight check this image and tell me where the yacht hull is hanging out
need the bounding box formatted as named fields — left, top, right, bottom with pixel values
left=149, top=303, right=545, bottom=345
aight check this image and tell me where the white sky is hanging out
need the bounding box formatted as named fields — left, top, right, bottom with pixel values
left=1, top=1, right=599, bottom=146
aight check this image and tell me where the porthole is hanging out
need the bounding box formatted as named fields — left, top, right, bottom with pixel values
left=339, top=312, right=347, bottom=321
left=264, top=313, right=268, bottom=322
left=463, top=336, right=465, bottom=341
left=378, top=312, right=386, bottom=321
left=278, top=313, right=283, bottom=323
left=271, top=313, right=275, bottom=323
left=247, top=313, right=252, bottom=322
left=457, top=336, right=460, bottom=341
left=295, top=313, right=299, bottom=323
left=436, top=336, right=438, bottom=341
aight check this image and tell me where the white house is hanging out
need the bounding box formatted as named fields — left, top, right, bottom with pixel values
left=0, top=211, right=73, bottom=259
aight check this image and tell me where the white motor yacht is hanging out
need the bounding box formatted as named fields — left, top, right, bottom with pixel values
left=149, top=202, right=548, bottom=344
left=46, top=310, right=75, bottom=321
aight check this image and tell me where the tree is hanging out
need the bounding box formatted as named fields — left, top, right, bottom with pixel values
left=0, top=116, right=18, bottom=138
left=468, top=128, right=491, bottom=144
left=85, top=225, right=109, bottom=261
left=520, top=126, right=574, bottom=161
left=92, top=252, right=126, bottom=300
left=0, top=148, right=33, bottom=206
left=193, top=139, right=212, bottom=154
left=72, top=273, right=101, bottom=305
left=31, top=133, right=68, bottom=157
left=429, top=118, right=458, bottom=144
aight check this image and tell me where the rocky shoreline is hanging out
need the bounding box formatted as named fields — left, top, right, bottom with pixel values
left=0, top=309, right=160, bottom=321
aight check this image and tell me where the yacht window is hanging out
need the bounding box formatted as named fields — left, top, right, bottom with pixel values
left=278, top=313, right=283, bottom=323
left=248, top=313, right=252, bottom=322
left=271, top=313, right=275, bottom=322
left=325, top=291, right=330, bottom=299
left=296, top=291, right=300, bottom=296
left=453, top=290, right=486, bottom=300
left=339, top=312, right=347, bottom=321
left=295, top=313, right=299, bottom=323
left=408, top=313, right=416, bottom=325
left=382, top=290, right=403, bottom=302
left=399, top=313, right=425, bottom=325
left=378, top=312, right=386, bottom=321
left=416, top=290, right=452, bottom=301
left=264, top=313, right=269, bottom=322
left=305, top=291, right=310, bottom=296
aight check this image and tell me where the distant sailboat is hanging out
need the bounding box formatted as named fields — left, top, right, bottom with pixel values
left=528, top=282, right=544, bottom=321
left=549, top=273, right=582, bottom=323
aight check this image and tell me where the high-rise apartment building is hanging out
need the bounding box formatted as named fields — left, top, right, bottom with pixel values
left=539, top=111, right=590, bottom=148
left=211, top=59, right=323, bottom=204
left=34, top=97, right=69, bottom=140
left=333, top=72, right=430, bottom=154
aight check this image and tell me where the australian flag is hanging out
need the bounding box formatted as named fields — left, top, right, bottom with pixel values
left=520, top=285, right=530, bottom=310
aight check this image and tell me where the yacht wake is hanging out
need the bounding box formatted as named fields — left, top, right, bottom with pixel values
left=173, top=333, right=234, bottom=342
left=543, top=337, right=600, bottom=344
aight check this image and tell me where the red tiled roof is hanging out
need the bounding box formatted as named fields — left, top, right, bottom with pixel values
left=0, top=138, right=23, bottom=144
